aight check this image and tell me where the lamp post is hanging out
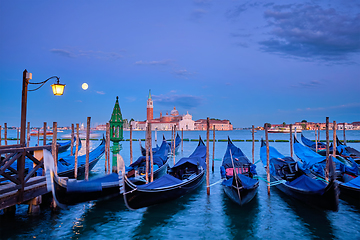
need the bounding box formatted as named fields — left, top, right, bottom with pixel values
left=18, top=69, right=65, bottom=202
left=109, top=96, right=123, bottom=172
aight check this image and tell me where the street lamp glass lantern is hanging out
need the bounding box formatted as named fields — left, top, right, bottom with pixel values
left=51, top=83, right=65, bottom=96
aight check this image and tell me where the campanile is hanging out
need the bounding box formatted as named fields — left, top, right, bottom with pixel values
left=147, top=89, right=153, bottom=121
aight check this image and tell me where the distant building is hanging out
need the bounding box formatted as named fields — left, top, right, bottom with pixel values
left=194, top=119, right=233, bottom=131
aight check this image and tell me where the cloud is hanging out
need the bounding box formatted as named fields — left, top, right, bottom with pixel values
left=50, top=48, right=123, bottom=60
left=172, top=69, right=196, bottom=79
left=96, top=91, right=105, bottom=95
left=291, top=80, right=322, bottom=88
left=135, top=59, right=174, bottom=65
left=259, top=4, right=360, bottom=62
left=152, top=93, right=203, bottom=109
left=50, top=49, right=75, bottom=58
left=190, top=9, right=207, bottom=21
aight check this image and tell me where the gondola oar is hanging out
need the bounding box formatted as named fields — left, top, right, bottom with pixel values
left=229, top=149, right=241, bottom=202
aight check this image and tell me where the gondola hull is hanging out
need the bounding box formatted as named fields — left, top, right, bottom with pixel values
left=222, top=182, right=259, bottom=206
left=338, top=183, right=360, bottom=200
left=124, top=171, right=205, bottom=209
left=53, top=174, right=121, bottom=205
left=271, top=175, right=339, bottom=211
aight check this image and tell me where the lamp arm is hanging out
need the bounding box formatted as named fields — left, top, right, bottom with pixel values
left=28, top=76, right=60, bottom=92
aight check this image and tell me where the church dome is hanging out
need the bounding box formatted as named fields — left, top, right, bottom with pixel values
left=170, top=106, right=179, bottom=116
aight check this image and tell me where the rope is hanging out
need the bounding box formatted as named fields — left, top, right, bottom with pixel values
left=253, top=175, right=286, bottom=186
left=209, top=179, right=223, bottom=187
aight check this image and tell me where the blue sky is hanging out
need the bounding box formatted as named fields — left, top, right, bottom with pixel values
left=1, top=0, right=359, bottom=128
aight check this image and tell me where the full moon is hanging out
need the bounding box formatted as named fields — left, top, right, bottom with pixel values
left=82, top=83, right=88, bottom=90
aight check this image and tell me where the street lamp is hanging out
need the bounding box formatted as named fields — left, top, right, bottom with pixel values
left=20, top=69, right=65, bottom=146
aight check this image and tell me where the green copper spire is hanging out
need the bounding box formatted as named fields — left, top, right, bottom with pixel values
left=109, top=96, right=123, bottom=142
left=148, top=89, right=152, bottom=100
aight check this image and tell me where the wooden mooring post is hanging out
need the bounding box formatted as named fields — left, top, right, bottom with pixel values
left=37, top=128, right=40, bottom=146
left=4, top=123, right=7, bottom=146
left=181, top=128, right=183, bottom=152
left=212, top=125, right=215, bottom=172
left=85, top=117, right=91, bottom=180
left=149, top=123, right=154, bottom=182
left=106, top=122, right=110, bottom=174
left=325, top=117, right=329, bottom=182
left=52, top=122, right=58, bottom=174
left=74, top=123, right=80, bottom=179
left=173, top=125, right=176, bottom=165
left=315, top=125, right=318, bottom=152
left=130, top=124, right=133, bottom=164
left=206, top=117, right=210, bottom=195
left=70, top=124, right=74, bottom=156
left=343, top=123, right=346, bottom=145
left=145, top=123, right=149, bottom=183
left=43, top=122, right=47, bottom=146
left=333, top=121, right=337, bottom=158
left=265, top=123, right=270, bottom=195
left=252, top=125, right=255, bottom=164
left=17, top=127, right=20, bottom=144
left=290, top=124, right=293, bottom=158
left=27, top=122, right=30, bottom=147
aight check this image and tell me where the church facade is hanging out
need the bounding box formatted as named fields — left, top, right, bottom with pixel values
left=132, top=90, right=232, bottom=131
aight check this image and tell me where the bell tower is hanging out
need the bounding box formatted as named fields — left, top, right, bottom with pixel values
left=147, top=89, right=153, bottom=121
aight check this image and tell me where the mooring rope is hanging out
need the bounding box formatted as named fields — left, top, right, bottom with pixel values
left=209, top=179, right=223, bottom=187
left=253, top=175, right=286, bottom=186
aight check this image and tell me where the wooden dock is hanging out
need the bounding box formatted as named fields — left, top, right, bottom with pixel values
left=0, top=144, right=52, bottom=211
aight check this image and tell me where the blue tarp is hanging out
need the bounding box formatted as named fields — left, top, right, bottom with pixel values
left=301, top=134, right=326, bottom=149
left=57, top=139, right=105, bottom=173
left=344, top=176, right=360, bottom=188
left=221, top=174, right=258, bottom=189
left=286, top=175, right=327, bottom=194
left=137, top=174, right=183, bottom=190
left=294, top=139, right=359, bottom=176
left=130, top=139, right=169, bottom=169
left=173, top=141, right=206, bottom=170
left=222, top=139, right=251, bottom=168
left=66, top=173, right=119, bottom=193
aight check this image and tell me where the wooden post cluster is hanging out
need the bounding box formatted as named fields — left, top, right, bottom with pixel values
left=85, top=117, right=91, bottom=180
left=206, top=117, right=210, bottom=195
left=265, top=123, right=270, bottom=195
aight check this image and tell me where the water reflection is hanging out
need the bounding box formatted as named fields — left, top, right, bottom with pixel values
left=133, top=187, right=203, bottom=239
left=222, top=192, right=260, bottom=239
left=274, top=188, right=335, bottom=239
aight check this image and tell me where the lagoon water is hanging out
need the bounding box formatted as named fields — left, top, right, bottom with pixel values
left=1, top=130, right=360, bottom=239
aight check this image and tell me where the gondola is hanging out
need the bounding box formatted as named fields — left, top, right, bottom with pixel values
left=140, top=135, right=167, bottom=156
left=220, top=137, right=259, bottom=206
left=57, top=137, right=82, bottom=159
left=123, top=137, right=206, bottom=209
left=301, top=133, right=327, bottom=152
left=336, top=136, right=360, bottom=163
left=43, top=150, right=121, bottom=206
left=260, top=139, right=339, bottom=211
left=294, top=137, right=360, bottom=200
left=127, top=138, right=170, bottom=184
left=57, top=137, right=105, bottom=178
